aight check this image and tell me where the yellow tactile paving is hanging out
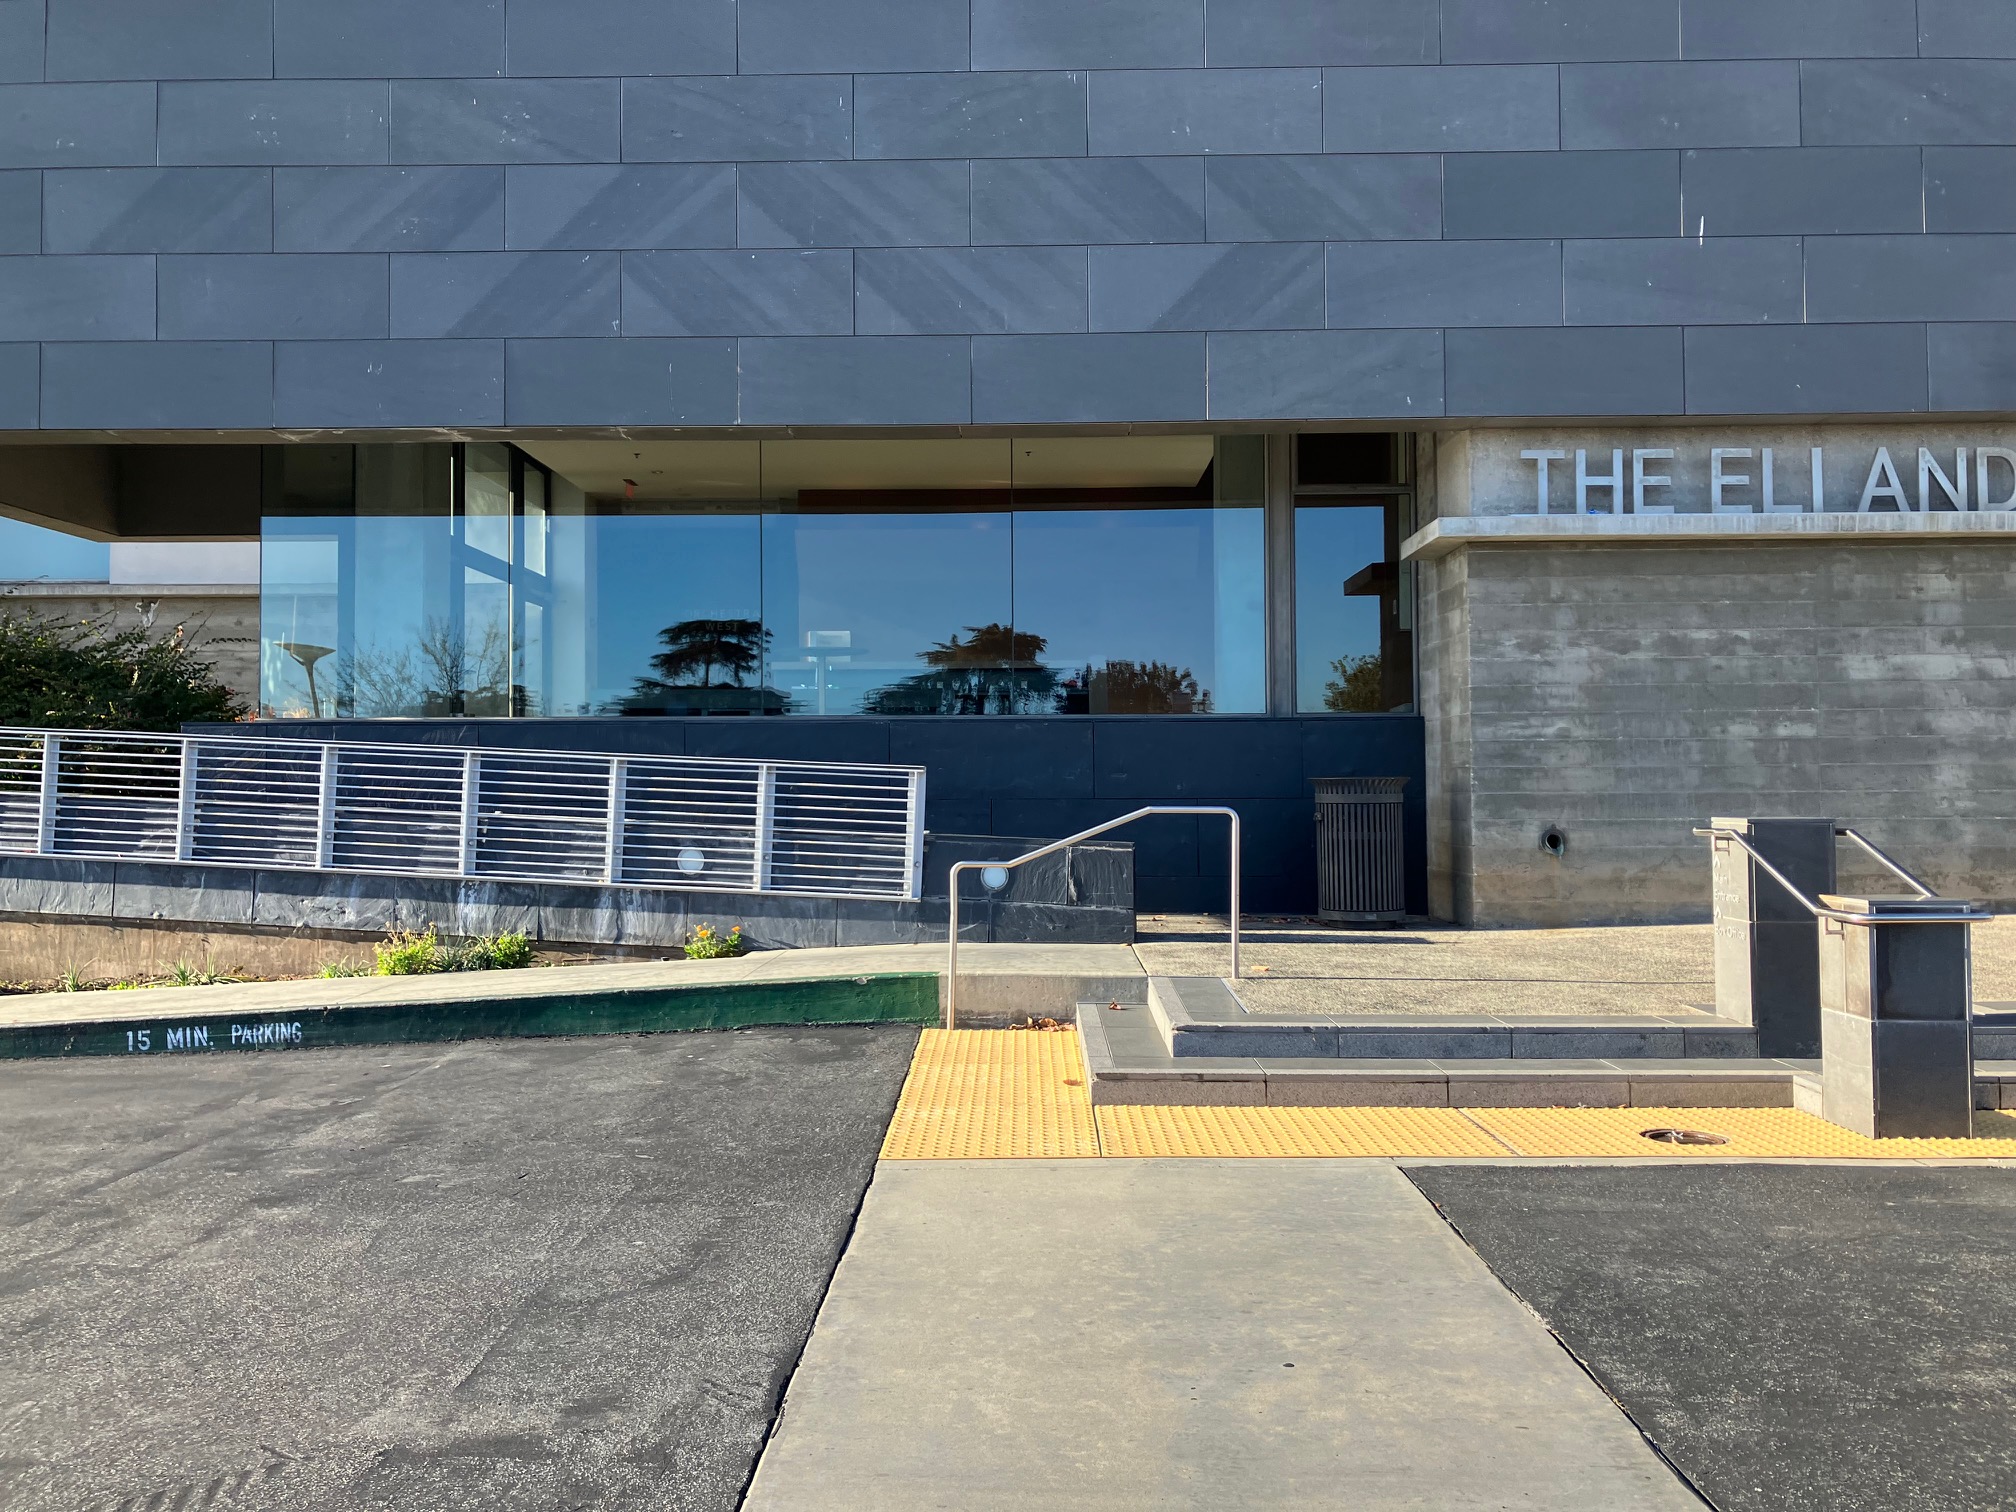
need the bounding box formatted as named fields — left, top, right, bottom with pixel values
left=1096, top=1104, right=1510, bottom=1159
left=879, top=1028, right=1099, bottom=1160
left=1468, top=1106, right=2016, bottom=1160
left=881, top=1032, right=2016, bottom=1160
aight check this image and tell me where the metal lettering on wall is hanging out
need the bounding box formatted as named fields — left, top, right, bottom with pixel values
left=1517, top=441, right=2016, bottom=516
left=1442, top=427, right=2016, bottom=520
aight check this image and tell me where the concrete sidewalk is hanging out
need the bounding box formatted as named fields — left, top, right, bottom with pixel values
left=1140, top=914, right=2016, bottom=1017
left=743, top=1160, right=1703, bottom=1510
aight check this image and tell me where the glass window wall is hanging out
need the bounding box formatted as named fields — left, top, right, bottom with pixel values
left=261, top=434, right=1401, bottom=720
left=1294, top=498, right=1414, bottom=713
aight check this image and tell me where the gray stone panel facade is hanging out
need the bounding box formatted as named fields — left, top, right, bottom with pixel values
left=0, top=7, right=2002, bottom=432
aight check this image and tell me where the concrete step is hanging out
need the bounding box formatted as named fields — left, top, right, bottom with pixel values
left=1082, top=1000, right=2016, bottom=1111
left=1147, top=976, right=2016, bottom=1062
left=1146, top=975, right=1760, bottom=1060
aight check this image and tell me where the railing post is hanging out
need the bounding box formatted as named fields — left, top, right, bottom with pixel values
left=903, top=769, right=926, bottom=901
left=35, top=733, right=60, bottom=854
left=458, top=750, right=481, bottom=876
left=752, top=763, right=776, bottom=892
left=946, top=862, right=963, bottom=1030
left=604, top=757, right=628, bottom=884
left=173, top=740, right=199, bottom=862
left=1227, top=808, right=1241, bottom=981
left=314, top=744, right=338, bottom=869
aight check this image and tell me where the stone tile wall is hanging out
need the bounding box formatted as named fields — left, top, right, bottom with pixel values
left=0, top=2, right=2013, bottom=431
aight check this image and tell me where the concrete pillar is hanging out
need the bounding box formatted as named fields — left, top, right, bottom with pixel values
left=1709, top=817, right=1835, bottom=1056
left=1818, top=896, right=1985, bottom=1139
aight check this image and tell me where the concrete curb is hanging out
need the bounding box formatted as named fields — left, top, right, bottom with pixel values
left=0, top=972, right=939, bottom=1060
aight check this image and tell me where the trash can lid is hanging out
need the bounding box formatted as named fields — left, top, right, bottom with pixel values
left=1311, top=776, right=1409, bottom=795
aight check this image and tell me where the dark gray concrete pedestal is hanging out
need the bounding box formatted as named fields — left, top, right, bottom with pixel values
left=1818, top=895, right=1984, bottom=1140
left=1710, top=817, right=1836, bottom=1057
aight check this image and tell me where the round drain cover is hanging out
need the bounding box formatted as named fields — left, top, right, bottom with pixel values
left=1640, top=1127, right=1731, bottom=1146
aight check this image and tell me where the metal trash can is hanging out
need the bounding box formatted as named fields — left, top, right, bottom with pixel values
left=1313, top=777, right=1408, bottom=923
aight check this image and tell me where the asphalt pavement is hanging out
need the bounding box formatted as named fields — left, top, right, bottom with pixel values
left=1406, top=1163, right=2016, bottom=1512
left=0, top=1025, right=918, bottom=1512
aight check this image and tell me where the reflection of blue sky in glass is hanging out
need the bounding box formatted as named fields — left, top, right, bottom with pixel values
left=261, top=516, right=462, bottom=717
left=259, top=439, right=1292, bottom=718
left=1014, top=509, right=1264, bottom=713
left=576, top=514, right=761, bottom=712
left=763, top=513, right=1012, bottom=715
left=0, top=517, right=110, bottom=580
left=1295, top=504, right=1386, bottom=712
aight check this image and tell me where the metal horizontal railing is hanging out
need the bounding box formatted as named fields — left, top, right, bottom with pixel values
left=0, top=728, right=925, bottom=902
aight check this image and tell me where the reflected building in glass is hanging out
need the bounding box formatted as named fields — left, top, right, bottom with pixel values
left=259, top=434, right=1413, bottom=726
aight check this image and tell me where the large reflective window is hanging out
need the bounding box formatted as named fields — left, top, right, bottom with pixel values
left=261, top=444, right=460, bottom=719
left=261, top=435, right=1271, bottom=718
left=1295, top=499, right=1414, bottom=713
left=765, top=510, right=1014, bottom=715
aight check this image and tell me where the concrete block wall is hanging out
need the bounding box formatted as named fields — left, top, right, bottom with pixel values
left=1, top=3, right=2016, bottom=431
left=0, top=582, right=259, bottom=700
left=1421, top=538, right=2016, bottom=927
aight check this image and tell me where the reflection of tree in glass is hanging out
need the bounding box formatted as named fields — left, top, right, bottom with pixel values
left=618, top=618, right=786, bottom=714
left=332, top=616, right=511, bottom=717
left=1323, top=653, right=1384, bottom=713
left=645, top=618, right=770, bottom=688
left=1059, top=660, right=1212, bottom=714
left=864, top=623, right=1060, bottom=715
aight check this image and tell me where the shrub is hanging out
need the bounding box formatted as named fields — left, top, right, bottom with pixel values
left=374, top=927, right=448, bottom=975
left=371, top=927, right=535, bottom=975
left=684, top=923, right=748, bottom=960
left=0, top=609, right=245, bottom=731
left=450, top=931, right=534, bottom=971
left=315, top=958, right=372, bottom=978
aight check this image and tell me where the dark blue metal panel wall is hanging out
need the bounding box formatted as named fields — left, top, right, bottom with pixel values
left=3, top=2, right=2015, bottom=431
left=191, top=714, right=1430, bottom=915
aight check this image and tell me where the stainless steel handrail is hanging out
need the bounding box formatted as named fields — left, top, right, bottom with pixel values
left=1693, top=826, right=1987, bottom=925
left=944, top=806, right=1241, bottom=1029
left=1834, top=826, right=1937, bottom=899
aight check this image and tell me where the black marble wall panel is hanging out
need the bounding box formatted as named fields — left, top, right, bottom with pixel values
left=186, top=715, right=1431, bottom=917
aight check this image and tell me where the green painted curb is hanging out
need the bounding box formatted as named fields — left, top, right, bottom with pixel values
left=0, top=972, right=939, bottom=1060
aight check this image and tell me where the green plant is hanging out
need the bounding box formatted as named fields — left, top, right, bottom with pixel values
left=684, top=923, right=749, bottom=961
left=315, top=958, right=372, bottom=978
left=374, top=927, right=449, bottom=976
left=165, top=960, right=240, bottom=987
left=451, top=930, right=534, bottom=971
left=1322, top=653, right=1386, bottom=714
left=371, top=927, right=535, bottom=976
left=55, top=967, right=86, bottom=993
left=0, top=608, right=245, bottom=731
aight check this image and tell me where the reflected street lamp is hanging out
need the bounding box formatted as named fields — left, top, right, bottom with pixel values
left=277, top=641, right=335, bottom=718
